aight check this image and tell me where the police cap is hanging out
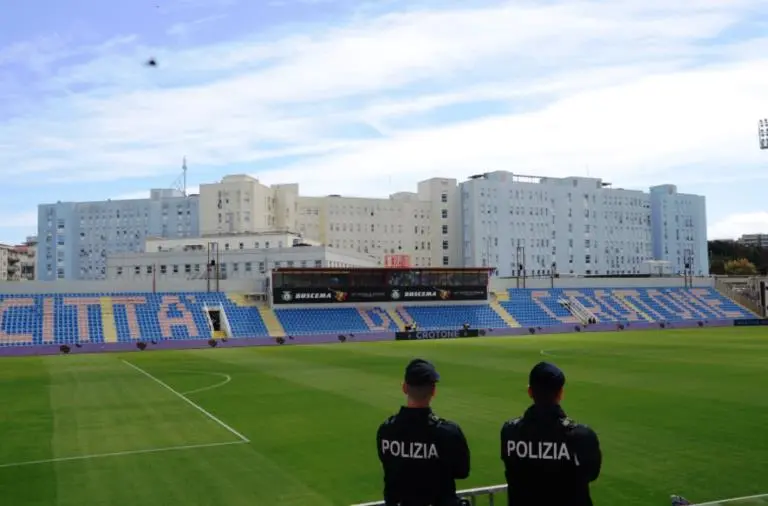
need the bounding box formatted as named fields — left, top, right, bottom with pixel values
left=529, top=361, right=566, bottom=399
left=404, top=358, right=440, bottom=386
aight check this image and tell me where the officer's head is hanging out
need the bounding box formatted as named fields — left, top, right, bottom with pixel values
left=528, top=361, right=566, bottom=405
left=402, top=358, right=440, bottom=405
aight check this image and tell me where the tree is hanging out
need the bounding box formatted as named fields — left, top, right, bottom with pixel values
left=708, top=240, right=768, bottom=275
left=723, top=258, right=757, bottom=275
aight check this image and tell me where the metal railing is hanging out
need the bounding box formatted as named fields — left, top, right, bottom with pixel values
left=351, top=486, right=768, bottom=506
left=351, top=484, right=507, bottom=506
left=714, top=279, right=764, bottom=317
left=558, top=297, right=593, bottom=324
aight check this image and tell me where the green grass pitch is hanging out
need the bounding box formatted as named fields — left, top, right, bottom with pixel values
left=1, top=327, right=767, bottom=506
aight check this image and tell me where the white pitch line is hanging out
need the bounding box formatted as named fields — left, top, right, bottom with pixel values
left=0, top=440, right=248, bottom=469
left=182, top=372, right=232, bottom=396
left=693, top=493, right=768, bottom=506
left=122, top=360, right=249, bottom=443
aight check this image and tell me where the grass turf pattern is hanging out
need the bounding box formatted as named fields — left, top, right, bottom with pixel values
left=1, top=327, right=766, bottom=506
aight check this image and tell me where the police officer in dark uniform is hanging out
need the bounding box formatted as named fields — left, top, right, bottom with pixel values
left=500, top=362, right=602, bottom=506
left=377, top=358, right=471, bottom=506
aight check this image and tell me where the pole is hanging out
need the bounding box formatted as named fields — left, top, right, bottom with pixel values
left=522, top=245, right=526, bottom=289
left=182, top=157, right=187, bottom=197
left=216, top=244, right=221, bottom=292
left=152, top=263, right=156, bottom=293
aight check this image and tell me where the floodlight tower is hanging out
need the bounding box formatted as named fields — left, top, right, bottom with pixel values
left=759, top=119, right=768, bottom=150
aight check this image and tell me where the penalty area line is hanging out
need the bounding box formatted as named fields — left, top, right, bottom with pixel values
left=122, top=359, right=249, bottom=443
left=0, top=440, right=249, bottom=469
left=693, top=493, right=768, bottom=506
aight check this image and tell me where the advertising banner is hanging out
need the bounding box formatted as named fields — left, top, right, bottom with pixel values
left=395, top=329, right=481, bottom=340
left=733, top=318, right=768, bottom=326
left=273, top=286, right=487, bottom=304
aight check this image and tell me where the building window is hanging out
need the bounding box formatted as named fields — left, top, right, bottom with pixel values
left=173, top=265, right=179, bottom=274
left=441, top=193, right=448, bottom=203
left=314, top=260, right=322, bottom=267
left=442, top=256, right=449, bottom=266
left=146, top=265, right=153, bottom=274
left=117, top=267, right=123, bottom=276
left=442, top=240, right=449, bottom=250
left=441, top=209, right=448, bottom=219
left=245, top=262, right=252, bottom=272
left=258, top=262, right=265, bottom=273
left=185, top=264, right=191, bottom=273
left=160, top=265, right=167, bottom=274
left=134, top=266, right=140, bottom=275
left=442, top=225, right=448, bottom=234
left=239, top=242, right=244, bottom=249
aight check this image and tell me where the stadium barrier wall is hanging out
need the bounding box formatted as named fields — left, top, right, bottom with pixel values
left=0, top=318, right=736, bottom=357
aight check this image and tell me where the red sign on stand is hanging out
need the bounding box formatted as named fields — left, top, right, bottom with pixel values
left=384, top=254, right=411, bottom=267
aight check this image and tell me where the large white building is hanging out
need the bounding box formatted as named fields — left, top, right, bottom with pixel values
left=36, top=170, right=708, bottom=282
left=37, top=189, right=199, bottom=280
left=461, top=172, right=707, bottom=277
left=738, top=234, right=768, bottom=248
left=106, top=245, right=379, bottom=284
left=199, top=175, right=461, bottom=268
left=650, top=184, right=708, bottom=275
left=145, top=231, right=322, bottom=254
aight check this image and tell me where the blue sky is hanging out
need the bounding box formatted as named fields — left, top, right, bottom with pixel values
left=1, top=0, right=768, bottom=245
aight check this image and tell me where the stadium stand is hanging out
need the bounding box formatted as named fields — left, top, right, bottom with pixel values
left=0, top=287, right=756, bottom=347
left=0, top=292, right=270, bottom=346
left=501, top=287, right=754, bottom=327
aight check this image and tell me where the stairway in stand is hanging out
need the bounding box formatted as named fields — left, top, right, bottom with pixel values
left=386, top=308, right=407, bottom=330
left=100, top=297, right=118, bottom=343
left=258, top=305, right=286, bottom=337
left=489, top=300, right=521, bottom=328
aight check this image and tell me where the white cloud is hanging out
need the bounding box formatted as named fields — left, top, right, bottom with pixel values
left=708, top=212, right=768, bottom=240
left=167, top=14, right=227, bottom=38
left=1, top=0, right=767, bottom=208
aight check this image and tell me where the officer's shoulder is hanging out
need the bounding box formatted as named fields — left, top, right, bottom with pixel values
left=430, top=413, right=463, bottom=433
left=501, top=416, right=523, bottom=430
left=562, top=417, right=599, bottom=438
left=379, top=413, right=399, bottom=428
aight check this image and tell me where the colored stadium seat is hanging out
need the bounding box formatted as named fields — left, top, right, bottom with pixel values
left=0, top=288, right=756, bottom=347
left=501, top=287, right=755, bottom=327
left=0, top=292, right=270, bottom=347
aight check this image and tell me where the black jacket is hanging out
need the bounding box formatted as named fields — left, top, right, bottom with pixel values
left=500, top=404, right=601, bottom=506
left=377, top=407, right=470, bottom=506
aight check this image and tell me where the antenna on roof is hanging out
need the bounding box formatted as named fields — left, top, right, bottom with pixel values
left=183, top=157, right=187, bottom=196
left=170, top=157, right=188, bottom=196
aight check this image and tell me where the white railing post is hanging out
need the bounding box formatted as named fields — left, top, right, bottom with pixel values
left=350, top=484, right=508, bottom=506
